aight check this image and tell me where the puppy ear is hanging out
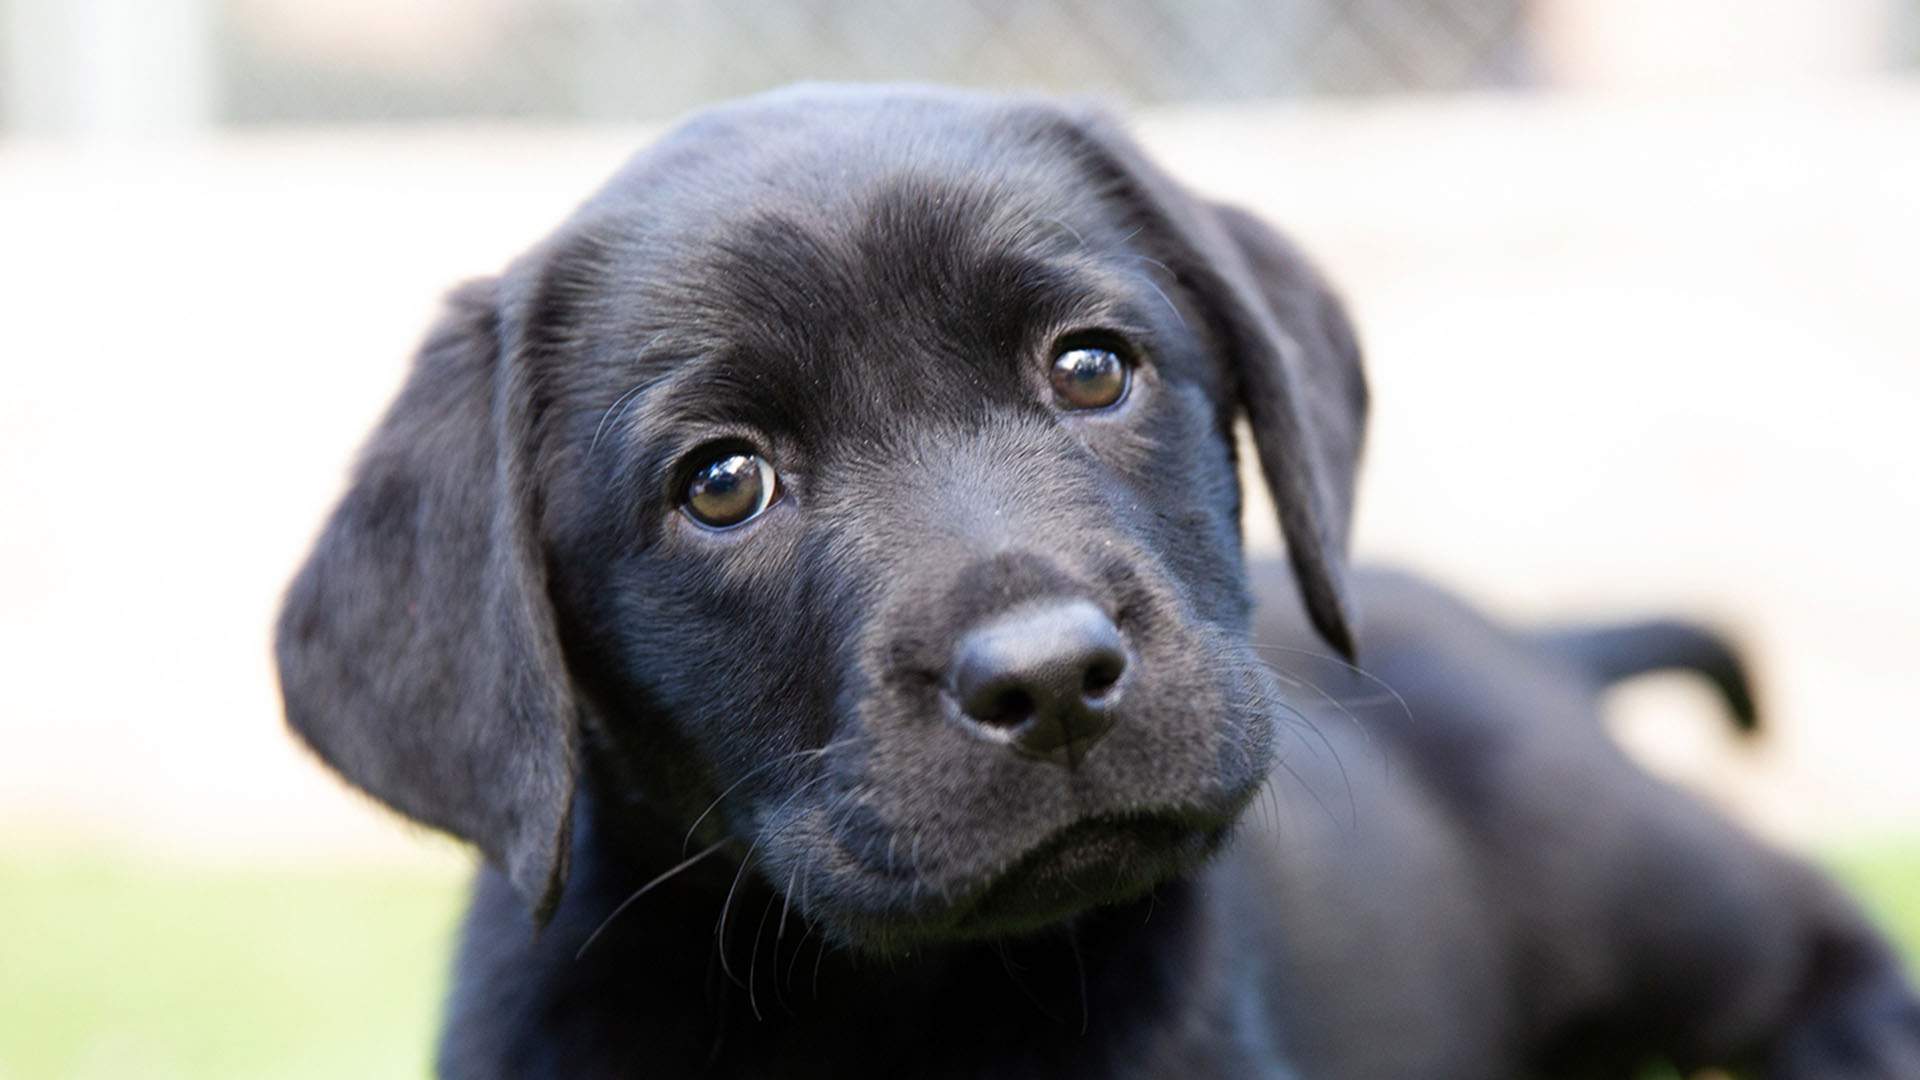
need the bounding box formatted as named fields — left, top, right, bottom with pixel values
left=275, top=278, right=576, bottom=922
left=1047, top=111, right=1368, bottom=658
left=1204, top=202, right=1368, bottom=660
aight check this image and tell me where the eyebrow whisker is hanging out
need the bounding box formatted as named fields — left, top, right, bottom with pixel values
left=1130, top=272, right=1188, bottom=330
left=586, top=331, right=674, bottom=458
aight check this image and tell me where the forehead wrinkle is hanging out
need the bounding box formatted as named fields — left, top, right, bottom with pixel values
left=677, top=212, right=857, bottom=358
left=848, top=175, right=1090, bottom=285
left=593, top=169, right=1181, bottom=460
left=618, top=347, right=797, bottom=450
left=641, top=191, right=1032, bottom=420
left=691, top=170, right=1086, bottom=329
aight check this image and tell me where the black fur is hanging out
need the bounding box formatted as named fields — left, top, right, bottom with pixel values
left=276, top=85, right=1920, bottom=1078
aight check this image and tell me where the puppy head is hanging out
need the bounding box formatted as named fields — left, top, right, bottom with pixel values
left=276, top=86, right=1366, bottom=947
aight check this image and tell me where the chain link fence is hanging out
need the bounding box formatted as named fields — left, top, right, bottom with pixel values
left=0, top=0, right=1529, bottom=134
left=7, top=0, right=1919, bottom=135
left=218, top=0, right=1530, bottom=125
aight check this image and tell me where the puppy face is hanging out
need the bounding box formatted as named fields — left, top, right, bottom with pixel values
left=277, top=86, right=1366, bottom=950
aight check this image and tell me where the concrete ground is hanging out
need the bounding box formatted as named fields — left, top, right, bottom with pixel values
left=2, top=80, right=1916, bottom=869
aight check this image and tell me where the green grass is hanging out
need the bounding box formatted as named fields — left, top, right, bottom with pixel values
left=1, top=844, right=1916, bottom=1079
left=0, top=854, right=468, bottom=1080
left=1827, top=843, right=1920, bottom=970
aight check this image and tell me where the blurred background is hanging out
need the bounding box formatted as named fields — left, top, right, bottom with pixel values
left=3, top=0, right=1918, bottom=1076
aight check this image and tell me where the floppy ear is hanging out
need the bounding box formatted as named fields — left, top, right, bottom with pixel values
left=1046, top=111, right=1369, bottom=659
left=1205, top=201, right=1369, bottom=659
left=275, top=278, right=577, bottom=922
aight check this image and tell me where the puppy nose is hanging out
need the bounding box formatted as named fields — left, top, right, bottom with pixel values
left=949, top=600, right=1127, bottom=766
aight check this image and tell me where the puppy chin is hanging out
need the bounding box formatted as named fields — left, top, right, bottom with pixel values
left=800, top=798, right=1256, bottom=954
left=943, top=813, right=1236, bottom=937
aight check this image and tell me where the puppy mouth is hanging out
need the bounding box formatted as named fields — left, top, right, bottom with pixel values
left=808, top=795, right=1252, bottom=949
left=944, top=813, right=1232, bottom=938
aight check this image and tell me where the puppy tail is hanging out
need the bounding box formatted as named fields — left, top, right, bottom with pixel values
left=1533, top=619, right=1760, bottom=734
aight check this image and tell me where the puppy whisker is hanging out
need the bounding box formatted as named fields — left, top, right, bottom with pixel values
left=777, top=864, right=799, bottom=950
left=719, top=772, right=837, bottom=990
left=1249, top=641, right=1419, bottom=729
left=1252, top=651, right=1381, bottom=749
left=748, top=892, right=779, bottom=1021
left=714, top=843, right=760, bottom=990
left=811, top=930, right=830, bottom=1001
left=1123, top=251, right=1175, bottom=278
left=1274, top=756, right=1343, bottom=832
left=1032, top=213, right=1086, bottom=247
left=783, top=909, right=819, bottom=997
left=1277, top=708, right=1358, bottom=828
left=1262, top=775, right=1288, bottom=837
left=683, top=737, right=856, bottom=854
left=994, top=940, right=1063, bottom=1025
left=1127, top=270, right=1188, bottom=330
left=585, top=331, right=671, bottom=459
left=1245, top=667, right=1386, bottom=801
left=576, top=838, right=729, bottom=961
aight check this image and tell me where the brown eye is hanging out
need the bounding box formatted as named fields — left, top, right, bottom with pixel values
left=683, top=451, right=777, bottom=530
left=1050, top=346, right=1129, bottom=410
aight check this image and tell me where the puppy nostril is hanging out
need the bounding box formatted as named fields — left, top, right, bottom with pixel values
left=1082, top=657, right=1124, bottom=699
left=974, top=686, right=1035, bottom=729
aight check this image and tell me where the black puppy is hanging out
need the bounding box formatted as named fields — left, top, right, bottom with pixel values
left=276, top=86, right=1920, bottom=1077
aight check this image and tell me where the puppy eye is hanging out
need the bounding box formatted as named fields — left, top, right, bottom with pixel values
left=1050, top=345, right=1130, bottom=410
left=682, top=450, right=778, bottom=530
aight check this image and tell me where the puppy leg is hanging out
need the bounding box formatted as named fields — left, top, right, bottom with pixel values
left=1546, top=715, right=1920, bottom=1078
left=1309, top=569, right=1920, bottom=1077
left=1751, top=906, right=1920, bottom=1080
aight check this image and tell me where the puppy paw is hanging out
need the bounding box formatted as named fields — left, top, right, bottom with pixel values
left=1761, top=972, right=1920, bottom=1080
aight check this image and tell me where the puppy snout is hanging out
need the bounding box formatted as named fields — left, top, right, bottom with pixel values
left=948, top=600, right=1127, bottom=767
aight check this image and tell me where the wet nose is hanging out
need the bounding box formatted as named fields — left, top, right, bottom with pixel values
left=948, top=600, right=1128, bottom=767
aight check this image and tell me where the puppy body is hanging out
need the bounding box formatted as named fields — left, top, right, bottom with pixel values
left=277, top=86, right=1920, bottom=1078
left=431, top=566, right=1914, bottom=1079
left=1245, top=567, right=1918, bottom=1079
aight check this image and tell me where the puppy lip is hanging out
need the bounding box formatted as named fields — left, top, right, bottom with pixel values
left=942, top=812, right=1230, bottom=936
left=847, top=803, right=1245, bottom=939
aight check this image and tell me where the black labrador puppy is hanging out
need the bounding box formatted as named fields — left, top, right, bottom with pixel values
left=276, top=85, right=1920, bottom=1078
